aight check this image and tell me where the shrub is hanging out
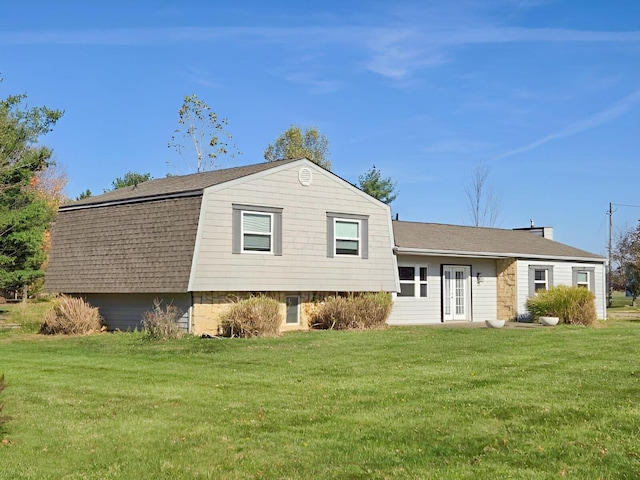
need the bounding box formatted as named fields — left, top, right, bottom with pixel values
left=221, top=295, right=282, bottom=338
left=310, top=292, right=393, bottom=330
left=142, top=299, right=184, bottom=340
left=40, top=296, right=103, bottom=335
left=526, top=285, right=597, bottom=326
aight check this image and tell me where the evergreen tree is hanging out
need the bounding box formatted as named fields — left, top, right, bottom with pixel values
left=0, top=90, right=63, bottom=300
left=358, top=165, right=398, bottom=205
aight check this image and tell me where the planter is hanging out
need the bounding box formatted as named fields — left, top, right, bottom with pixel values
left=485, top=319, right=505, bottom=328
left=539, top=316, right=559, bottom=326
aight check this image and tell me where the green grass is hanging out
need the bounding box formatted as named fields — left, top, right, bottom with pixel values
left=1, top=316, right=640, bottom=478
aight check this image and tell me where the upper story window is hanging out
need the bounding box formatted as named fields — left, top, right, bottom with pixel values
left=398, top=266, right=428, bottom=297
left=326, top=212, right=369, bottom=259
left=335, top=219, right=360, bottom=256
left=572, top=267, right=595, bottom=291
left=232, top=204, right=283, bottom=256
left=242, top=211, right=272, bottom=253
left=528, top=265, right=553, bottom=295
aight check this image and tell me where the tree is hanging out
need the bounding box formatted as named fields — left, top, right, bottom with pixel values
left=168, top=94, right=240, bottom=173
left=264, top=125, right=331, bottom=170
left=109, top=171, right=152, bottom=190
left=464, top=162, right=501, bottom=227
left=76, top=189, right=92, bottom=200
left=358, top=165, right=398, bottom=205
left=0, top=89, right=63, bottom=301
left=613, top=223, right=640, bottom=305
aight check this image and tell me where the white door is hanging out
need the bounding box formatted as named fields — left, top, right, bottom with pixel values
left=443, top=266, right=471, bottom=321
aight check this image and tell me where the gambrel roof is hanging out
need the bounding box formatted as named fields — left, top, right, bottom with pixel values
left=45, top=159, right=300, bottom=293
left=393, top=220, right=604, bottom=261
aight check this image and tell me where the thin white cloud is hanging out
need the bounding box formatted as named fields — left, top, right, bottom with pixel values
left=498, top=87, right=640, bottom=159
left=282, top=72, right=343, bottom=94
left=1, top=24, right=640, bottom=81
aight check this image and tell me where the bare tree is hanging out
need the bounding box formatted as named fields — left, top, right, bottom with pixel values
left=464, top=162, right=501, bottom=227
left=168, top=94, right=240, bottom=173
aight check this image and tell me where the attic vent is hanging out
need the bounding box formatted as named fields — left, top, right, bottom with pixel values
left=298, top=167, right=313, bottom=186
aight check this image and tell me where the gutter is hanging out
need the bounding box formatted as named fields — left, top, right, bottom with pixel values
left=393, top=246, right=606, bottom=263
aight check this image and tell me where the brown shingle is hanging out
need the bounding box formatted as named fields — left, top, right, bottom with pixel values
left=393, top=220, right=603, bottom=260
left=45, top=196, right=201, bottom=293
left=68, top=159, right=300, bottom=208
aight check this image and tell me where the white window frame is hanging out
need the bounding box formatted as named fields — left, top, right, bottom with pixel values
left=576, top=271, right=590, bottom=289
left=241, top=210, right=273, bottom=254
left=397, top=265, right=428, bottom=298
left=533, top=268, right=548, bottom=292
left=572, top=267, right=595, bottom=292
left=334, top=218, right=360, bottom=257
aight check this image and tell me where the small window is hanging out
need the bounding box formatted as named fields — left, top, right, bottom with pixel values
left=572, top=267, right=595, bottom=291
left=326, top=212, right=368, bottom=259
left=334, top=219, right=360, bottom=256
left=242, top=211, right=272, bottom=253
left=398, top=266, right=428, bottom=298
left=286, top=296, right=300, bottom=324
left=398, top=267, right=415, bottom=297
left=534, top=269, right=547, bottom=291
left=576, top=271, right=589, bottom=288
left=232, top=204, right=283, bottom=256
left=529, top=265, right=553, bottom=295
left=419, top=267, right=428, bottom=297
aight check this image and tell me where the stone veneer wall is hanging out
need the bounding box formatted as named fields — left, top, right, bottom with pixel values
left=192, top=291, right=339, bottom=336
left=496, top=258, right=517, bottom=320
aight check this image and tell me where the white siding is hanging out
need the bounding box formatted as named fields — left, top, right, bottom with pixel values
left=190, top=162, right=397, bottom=293
left=516, top=260, right=606, bottom=319
left=387, top=255, right=497, bottom=325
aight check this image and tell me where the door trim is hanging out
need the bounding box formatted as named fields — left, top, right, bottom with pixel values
left=440, top=264, right=473, bottom=322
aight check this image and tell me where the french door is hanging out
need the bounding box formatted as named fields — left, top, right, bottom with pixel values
left=443, top=266, right=471, bottom=321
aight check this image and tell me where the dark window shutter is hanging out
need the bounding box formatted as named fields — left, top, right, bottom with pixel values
left=274, top=211, right=283, bottom=256
left=361, top=218, right=369, bottom=259
left=327, top=215, right=334, bottom=258
left=232, top=208, right=241, bottom=254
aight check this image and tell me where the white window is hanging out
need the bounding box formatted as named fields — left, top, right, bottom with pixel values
left=534, top=269, right=548, bottom=292
left=326, top=212, right=368, bottom=259
left=576, top=271, right=589, bottom=289
left=572, top=267, right=595, bottom=291
left=242, top=211, right=272, bottom=253
left=233, top=204, right=282, bottom=256
left=334, top=219, right=360, bottom=256
left=529, top=265, right=553, bottom=295
left=398, top=266, right=428, bottom=298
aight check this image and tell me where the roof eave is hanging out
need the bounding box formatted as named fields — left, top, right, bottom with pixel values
left=393, top=246, right=606, bottom=263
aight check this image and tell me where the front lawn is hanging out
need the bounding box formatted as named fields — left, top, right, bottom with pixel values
left=1, top=321, right=639, bottom=479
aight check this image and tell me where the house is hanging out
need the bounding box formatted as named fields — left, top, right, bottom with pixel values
left=388, top=220, right=606, bottom=324
left=45, top=158, right=607, bottom=331
left=44, top=159, right=399, bottom=333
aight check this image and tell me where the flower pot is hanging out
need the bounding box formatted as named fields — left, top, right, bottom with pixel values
left=485, top=319, right=505, bottom=328
left=539, top=316, right=559, bottom=326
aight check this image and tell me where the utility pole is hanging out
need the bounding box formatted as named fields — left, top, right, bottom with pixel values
left=608, top=202, right=613, bottom=308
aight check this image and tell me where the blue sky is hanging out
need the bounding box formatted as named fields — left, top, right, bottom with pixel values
left=2, top=0, right=639, bottom=256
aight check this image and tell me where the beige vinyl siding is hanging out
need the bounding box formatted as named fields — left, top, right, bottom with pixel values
left=189, top=163, right=397, bottom=293
left=516, top=260, right=606, bottom=319
left=83, top=293, right=191, bottom=331
left=387, top=255, right=497, bottom=325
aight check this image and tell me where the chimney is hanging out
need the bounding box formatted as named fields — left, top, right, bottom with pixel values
left=513, top=224, right=554, bottom=240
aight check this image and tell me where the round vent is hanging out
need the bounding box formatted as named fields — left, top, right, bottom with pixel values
left=298, top=167, right=313, bottom=186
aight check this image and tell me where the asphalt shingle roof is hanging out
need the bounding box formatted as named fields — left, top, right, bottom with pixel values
left=392, top=220, right=603, bottom=260
left=67, top=158, right=300, bottom=208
